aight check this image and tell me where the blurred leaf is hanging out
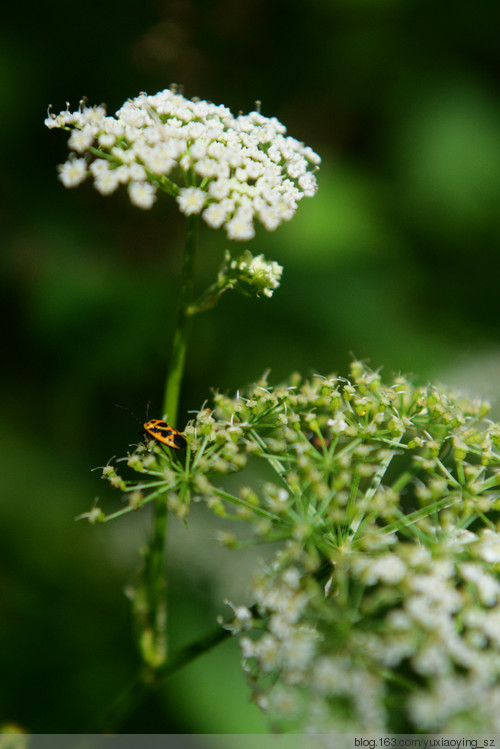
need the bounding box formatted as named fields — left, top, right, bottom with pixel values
left=264, top=162, right=402, bottom=267
left=393, top=78, right=500, bottom=239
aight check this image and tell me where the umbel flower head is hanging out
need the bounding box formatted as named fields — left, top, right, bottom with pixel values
left=219, top=250, right=283, bottom=299
left=45, top=86, right=321, bottom=240
left=92, top=360, right=500, bottom=731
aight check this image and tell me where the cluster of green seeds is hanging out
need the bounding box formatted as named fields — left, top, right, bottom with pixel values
left=89, top=361, right=500, bottom=731
left=92, top=361, right=500, bottom=549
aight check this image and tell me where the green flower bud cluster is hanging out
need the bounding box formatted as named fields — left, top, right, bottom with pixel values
left=186, top=250, right=284, bottom=315
left=89, top=361, right=500, bottom=730
left=218, top=250, right=283, bottom=299
left=92, top=361, right=499, bottom=542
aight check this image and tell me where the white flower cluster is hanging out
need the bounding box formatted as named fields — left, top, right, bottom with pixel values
left=46, top=87, right=321, bottom=239
left=238, top=529, right=500, bottom=733
left=223, top=250, right=283, bottom=298
left=241, top=568, right=317, bottom=690
left=240, top=564, right=386, bottom=731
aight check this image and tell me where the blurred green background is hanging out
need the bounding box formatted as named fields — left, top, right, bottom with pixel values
left=2, top=0, right=500, bottom=733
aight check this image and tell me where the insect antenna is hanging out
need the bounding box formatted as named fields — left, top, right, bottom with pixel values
left=114, top=404, right=148, bottom=442
left=115, top=403, right=142, bottom=425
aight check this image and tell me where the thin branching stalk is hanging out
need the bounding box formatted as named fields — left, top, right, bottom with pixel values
left=93, top=622, right=233, bottom=732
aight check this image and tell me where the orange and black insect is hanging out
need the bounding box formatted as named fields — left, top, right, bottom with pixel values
left=307, top=431, right=331, bottom=452
left=143, top=418, right=187, bottom=450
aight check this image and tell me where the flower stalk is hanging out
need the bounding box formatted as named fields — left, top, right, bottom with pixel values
left=163, top=214, right=199, bottom=425
left=140, top=213, right=199, bottom=670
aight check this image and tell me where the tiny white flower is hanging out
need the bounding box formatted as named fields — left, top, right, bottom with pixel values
left=194, top=158, right=220, bottom=179
left=240, top=637, right=255, bottom=659
left=387, top=610, right=412, bottom=630
left=328, top=416, right=349, bottom=432
left=202, top=202, right=228, bottom=229
left=273, top=199, right=295, bottom=221
left=128, top=163, right=147, bottom=182
left=313, top=657, right=342, bottom=695
left=255, top=633, right=281, bottom=672
left=57, top=158, right=87, bottom=187
left=255, top=694, right=269, bottom=712
left=98, top=132, right=116, bottom=148
left=298, top=171, right=318, bottom=196
left=461, top=562, right=500, bottom=605
left=209, top=179, right=231, bottom=200
left=356, top=554, right=406, bottom=586
left=235, top=167, right=249, bottom=183
left=219, top=599, right=253, bottom=634
left=128, top=181, right=157, bottom=209
left=68, top=126, right=95, bottom=153
left=412, top=645, right=450, bottom=677
left=94, top=171, right=121, bottom=195
left=282, top=567, right=301, bottom=590
left=176, top=186, right=206, bottom=215
left=287, top=157, right=308, bottom=179
left=44, top=114, right=60, bottom=129
left=226, top=213, right=255, bottom=241
left=281, top=628, right=316, bottom=671
left=190, top=140, right=208, bottom=160
left=303, top=145, right=322, bottom=165
left=90, top=160, right=110, bottom=178
left=257, top=205, right=281, bottom=231
left=112, top=146, right=135, bottom=164
left=82, top=104, right=107, bottom=125
left=269, top=613, right=293, bottom=640
left=443, top=527, right=478, bottom=549
left=113, top=165, right=132, bottom=184
left=477, top=529, right=500, bottom=563
left=267, top=144, right=282, bottom=163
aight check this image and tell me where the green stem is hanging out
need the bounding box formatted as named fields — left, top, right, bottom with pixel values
left=93, top=623, right=232, bottom=732
left=163, top=214, right=199, bottom=425
left=144, top=214, right=199, bottom=671
left=147, top=500, right=169, bottom=666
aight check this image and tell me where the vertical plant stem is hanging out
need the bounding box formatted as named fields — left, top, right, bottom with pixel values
left=146, top=213, right=199, bottom=671
left=147, top=501, right=169, bottom=668
left=163, top=214, right=199, bottom=425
